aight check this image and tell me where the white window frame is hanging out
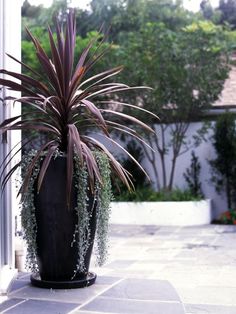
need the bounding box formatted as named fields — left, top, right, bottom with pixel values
left=0, top=0, right=21, bottom=294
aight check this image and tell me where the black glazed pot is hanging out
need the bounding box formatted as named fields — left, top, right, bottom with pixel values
left=30, top=156, right=97, bottom=289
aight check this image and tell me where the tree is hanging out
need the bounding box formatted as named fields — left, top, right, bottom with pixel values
left=22, top=0, right=89, bottom=38
left=21, top=0, right=232, bottom=192
left=85, top=0, right=196, bottom=42
left=210, top=113, right=236, bottom=209
left=22, top=0, right=44, bottom=39
left=200, top=0, right=214, bottom=19
left=218, top=0, right=236, bottom=29
left=184, top=151, right=203, bottom=198
left=116, top=21, right=230, bottom=191
left=22, top=0, right=43, bottom=19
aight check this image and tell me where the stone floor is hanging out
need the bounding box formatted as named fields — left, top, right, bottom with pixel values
left=1, top=224, right=236, bottom=314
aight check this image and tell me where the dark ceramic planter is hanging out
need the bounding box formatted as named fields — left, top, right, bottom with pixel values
left=30, top=156, right=97, bottom=289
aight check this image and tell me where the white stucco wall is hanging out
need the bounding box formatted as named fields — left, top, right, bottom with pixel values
left=97, top=120, right=227, bottom=220
left=94, top=119, right=227, bottom=219
left=141, top=122, right=226, bottom=220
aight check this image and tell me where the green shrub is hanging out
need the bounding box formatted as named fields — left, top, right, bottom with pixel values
left=115, top=187, right=203, bottom=202
left=184, top=151, right=204, bottom=198
left=209, top=113, right=236, bottom=209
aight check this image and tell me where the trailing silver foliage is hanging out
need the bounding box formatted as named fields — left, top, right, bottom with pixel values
left=72, top=156, right=91, bottom=278
left=94, top=150, right=113, bottom=266
left=21, top=151, right=41, bottom=273
left=20, top=150, right=112, bottom=275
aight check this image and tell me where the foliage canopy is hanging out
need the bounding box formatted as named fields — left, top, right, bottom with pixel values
left=20, top=0, right=233, bottom=193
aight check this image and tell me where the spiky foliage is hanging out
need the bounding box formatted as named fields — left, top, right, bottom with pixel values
left=0, top=10, right=156, bottom=202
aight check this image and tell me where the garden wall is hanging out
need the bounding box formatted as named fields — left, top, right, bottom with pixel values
left=142, top=121, right=226, bottom=220
left=95, top=120, right=227, bottom=220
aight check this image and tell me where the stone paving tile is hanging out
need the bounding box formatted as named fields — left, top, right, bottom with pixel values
left=151, top=272, right=200, bottom=288
left=162, top=243, right=185, bottom=249
left=16, top=272, right=30, bottom=280
left=0, top=296, right=7, bottom=304
left=72, top=312, right=114, bottom=314
left=109, top=224, right=160, bottom=237
left=106, top=268, right=157, bottom=279
left=106, top=249, right=145, bottom=260
left=0, top=298, right=25, bottom=312
left=104, top=260, right=136, bottom=269
left=101, top=278, right=181, bottom=302
left=3, top=299, right=79, bottom=314
left=3, top=224, right=236, bottom=313
left=127, top=261, right=165, bottom=272
left=214, top=225, right=236, bottom=233
left=94, top=276, right=121, bottom=285
left=8, top=279, right=30, bottom=293
left=156, top=226, right=180, bottom=232
left=219, top=270, right=236, bottom=287
left=80, top=296, right=185, bottom=314
left=175, top=250, right=205, bottom=259
left=72, top=312, right=116, bottom=314
left=176, top=286, right=236, bottom=306
left=9, top=283, right=108, bottom=304
left=145, top=247, right=180, bottom=255
left=185, top=303, right=236, bottom=314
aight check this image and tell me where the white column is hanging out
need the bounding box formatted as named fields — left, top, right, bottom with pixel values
left=0, top=0, right=21, bottom=294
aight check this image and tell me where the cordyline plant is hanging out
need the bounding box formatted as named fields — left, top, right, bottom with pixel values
left=0, top=10, right=156, bottom=203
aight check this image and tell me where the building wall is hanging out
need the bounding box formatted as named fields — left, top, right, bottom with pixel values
left=94, top=119, right=227, bottom=220
left=141, top=121, right=227, bottom=220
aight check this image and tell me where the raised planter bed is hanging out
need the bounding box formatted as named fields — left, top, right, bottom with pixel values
left=110, top=199, right=212, bottom=226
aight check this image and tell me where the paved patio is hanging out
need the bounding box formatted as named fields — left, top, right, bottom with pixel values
left=0, top=224, right=236, bottom=314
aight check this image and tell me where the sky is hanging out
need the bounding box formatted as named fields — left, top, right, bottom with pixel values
left=23, top=0, right=221, bottom=12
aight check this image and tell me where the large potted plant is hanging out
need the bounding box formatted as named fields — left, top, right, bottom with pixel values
left=0, top=11, right=155, bottom=289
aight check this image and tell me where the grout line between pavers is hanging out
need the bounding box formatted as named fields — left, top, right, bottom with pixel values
left=182, top=301, right=188, bottom=313
left=96, top=295, right=183, bottom=304
left=68, top=277, right=126, bottom=314
left=69, top=311, right=123, bottom=314
left=7, top=294, right=83, bottom=305
left=8, top=283, right=31, bottom=296
left=184, top=301, right=236, bottom=308
left=1, top=299, right=28, bottom=313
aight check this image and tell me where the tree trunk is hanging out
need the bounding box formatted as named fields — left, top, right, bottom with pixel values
left=168, top=156, right=177, bottom=191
